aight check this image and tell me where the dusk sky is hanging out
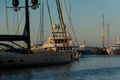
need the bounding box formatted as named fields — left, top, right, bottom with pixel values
left=1, top=0, right=120, bottom=47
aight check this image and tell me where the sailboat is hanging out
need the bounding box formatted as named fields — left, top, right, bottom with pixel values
left=0, top=0, right=74, bottom=69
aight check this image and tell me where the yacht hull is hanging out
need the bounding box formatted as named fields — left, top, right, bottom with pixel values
left=0, top=51, right=71, bottom=69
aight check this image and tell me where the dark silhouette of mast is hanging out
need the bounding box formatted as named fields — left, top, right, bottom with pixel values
left=25, top=0, right=30, bottom=49
left=0, top=0, right=39, bottom=50
left=102, top=15, right=105, bottom=48
left=24, top=0, right=39, bottom=49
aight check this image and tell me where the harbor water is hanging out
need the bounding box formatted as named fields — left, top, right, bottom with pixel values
left=0, top=55, right=120, bottom=80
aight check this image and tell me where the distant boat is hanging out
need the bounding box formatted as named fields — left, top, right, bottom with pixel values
left=107, top=37, right=120, bottom=55
left=79, top=44, right=93, bottom=55
left=0, top=0, right=74, bottom=69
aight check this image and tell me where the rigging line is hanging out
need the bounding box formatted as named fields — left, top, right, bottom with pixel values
left=56, top=0, right=68, bottom=50
left=30, top=16, right=37, bottom=43
left=40, top=1, right=42, bottom=43
left=4, top=0, right=9, bottom=34
left=46, top=0, right=57, bottom=52
left=41, top=2, right=44, bottom=42
left=37, top=0, right=42, bottom=44
left=56, top=0, right=65, bottom=30
left=107, top=23, right=109, bottom=48
left=13, top=10, right=15, bottom=34
left=15, top=10, right=25, bottom=34
left=37, top=12, right=40, bottom=43
left=16, top=11, right=19, bottom=34
left=69, top=1, right=71, bottom=34
left=61, top=0, right=66, bottom=23
left=64, top=1, right=79, bottom=46
left=39, top=1, right=44, bottom=44
left=10, top=41, right=25, bottom=48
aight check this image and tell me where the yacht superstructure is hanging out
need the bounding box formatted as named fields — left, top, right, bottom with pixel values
left=40, top=24, right=76, bottom=52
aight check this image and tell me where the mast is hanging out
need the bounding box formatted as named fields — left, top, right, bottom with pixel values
left=102, top=15, right=105, bottom=48
left=107, top=23, right=109, bottom=48
left=25, top=0, right=31, bottom=49
left=37, top=0, right=41, bottom=44
left=24, top=0, right=39, bottom=49
left=62, top=0, right=65, bottom=22
left=42, top=1, right=44, bottom=43
left=56, top=0, right=68, bottom=50
left=40, top=1, right=44, bottom=43
left=15, top=11, right=19, bottom=34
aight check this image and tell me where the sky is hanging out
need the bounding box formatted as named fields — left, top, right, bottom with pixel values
left=1, top=0, right=120, bottom=47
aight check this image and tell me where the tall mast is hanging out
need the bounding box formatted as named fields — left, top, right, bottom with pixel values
left=56, top=0, right=68, bottom=51
left=107, top=23, right=109, bottom=48
left=69, top=1, right=71, bottom=34
left=62, top=0, right=65, bottom=22
left=40, top=1, right=44, bottom=43
left=102, top=15, right=105, bottom=48
left=42, top=1, right=44, bottom=43
left=37, top=0, right=41, bottom=44
left=25, top=0, right=31, bottom=49
left=56, top=0, right=65, bottom=30
left=24, top=0, right=39, bottom=49
left=4, top=0, right=9, bottom=34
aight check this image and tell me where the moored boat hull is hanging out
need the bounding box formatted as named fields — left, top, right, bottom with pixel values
left=0, top=51, right=71, bottom=69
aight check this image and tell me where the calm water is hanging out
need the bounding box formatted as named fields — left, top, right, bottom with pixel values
left=0, top=55, right=120, bottom=80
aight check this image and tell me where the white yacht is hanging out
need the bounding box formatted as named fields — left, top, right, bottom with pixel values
left=40, top=24, right=79, bottom=60
left=40, top=24, right=76, bottom=51
left=107, top=37, right=120, bottom=54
